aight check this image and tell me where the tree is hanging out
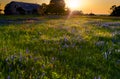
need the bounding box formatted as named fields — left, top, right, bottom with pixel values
left=0, top=3, right=2, bottom=14
left=89, top=12, right=95, bottom=16
left=0, top=9, right=2, bottom=14
left=110, top=5, right=120, bottom=16
left=64, top=7, right=71, bottom=15
left=46, top=0, right=66, bottom=14
left=39, top=3, right=48, bottom=15
left=72, top=10, right=83, bottom=15
left=110, top=5, right=116, bottom=11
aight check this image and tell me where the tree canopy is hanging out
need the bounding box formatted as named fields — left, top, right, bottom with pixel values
left=46, top=0, right=66, bottom=14
left=0, top=3, right=3, bottom=14
left=110, top=5, right=120, bottom=16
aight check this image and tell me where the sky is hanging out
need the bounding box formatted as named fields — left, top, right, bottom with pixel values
left=0, top=0, right=120, bottom=14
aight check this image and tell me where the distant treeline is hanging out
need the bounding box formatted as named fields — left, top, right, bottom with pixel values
left=2, top=0, right=120, bottom=16
left=41, top=0, right=83, bottom=15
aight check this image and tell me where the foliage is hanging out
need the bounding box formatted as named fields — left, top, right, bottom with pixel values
left=0, top=9, right=2, bottom=14
left=40, top=3, right=48, bottom=15
left=0, top=3, right=3, bottom=14
left=71, top=10, right=83, bottom=15
left=110, top=5, right=120, bottom=16
left=89, top=12, right=95, bottom=16
left=64, top=7, right=71, bottom=15
left=46, top=0, right=66, bottom=14
left=0, top=15, right=120, bottom=78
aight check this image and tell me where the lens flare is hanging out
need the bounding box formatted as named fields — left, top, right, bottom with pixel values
left=66, top=0, right=80, bottom=10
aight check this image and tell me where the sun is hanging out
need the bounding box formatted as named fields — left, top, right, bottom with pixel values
left=66, top=0, right=80, bottom=10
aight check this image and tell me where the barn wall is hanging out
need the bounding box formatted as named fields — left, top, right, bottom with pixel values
left=4, top=1, right=42, bottom=15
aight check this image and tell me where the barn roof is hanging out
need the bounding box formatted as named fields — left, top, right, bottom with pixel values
left=10, top=1, right=41, bottom=10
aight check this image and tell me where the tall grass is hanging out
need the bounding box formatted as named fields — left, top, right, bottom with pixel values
left=0, top=16, right=120, bottom=79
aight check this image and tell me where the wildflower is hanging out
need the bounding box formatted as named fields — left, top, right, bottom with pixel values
left=80, top=46, right=82, bottom=48
left=5, top=58, right=9, bottom=62
left=9, top=67, right=12, bottom=72
left=38, top=32, right=42, bottom=35
left=71, top=28, right=76, bottom=34
left=94, top=76, right=97, bottom=79
left=102, top=23, right=109, bottom=27
left=7, top=75, right=10, bottom=79
left=104, top=52, right=108, bottom=59
left=76, top=35, right=82, bottom=41
left=36, top=76, right=40, bottom=79
left=19, top=54, right=23, bottom=62
left=64, top=37, right=68, bottom=42
left=112, top=32, right=117, bottom=36
left=98, top=76, right=101, bottom=79
left=115, top=49, right=120, bottom=52
left=104, top=51, right=111, bottom=59
left=51, top=57, right=55, bottom=61
left=34, top=57, right=39, bottom=61
left=73, top=78, right=75, bottom=79
left=96, top=41, right=105, bottom=46
left=63, top=43, right=69, bottom=48
left=41, top=64, right=45, bottom=69
left=116, top=60, right=120, bottom=64
left=10, top=55, right=14, bottom=61
left=26, top=48, right=29, bottom=54
left=117, top=31, right=120, bottom=34
left=28, top=55, right=32, bottom=59
left=71, top=43, right=76, bottom=48
left=32, top=67, right=34, bottom=70
left=41, top=72, right=45, bottom=78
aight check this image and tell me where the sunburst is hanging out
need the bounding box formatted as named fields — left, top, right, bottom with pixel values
left=66, top=0, right=81, bottom=10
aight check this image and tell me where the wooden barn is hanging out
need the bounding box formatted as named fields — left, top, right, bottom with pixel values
left=4, top=1, right=42, bottom=15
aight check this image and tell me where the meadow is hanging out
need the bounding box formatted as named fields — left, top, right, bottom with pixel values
left=0, top=15, right=120, bottom=79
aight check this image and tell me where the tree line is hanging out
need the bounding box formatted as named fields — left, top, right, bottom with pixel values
left=41, top=0, right=120, bottom=16
left=41, top=0, right=67, bottom=15
left=1, top=0, right=120, bottom=16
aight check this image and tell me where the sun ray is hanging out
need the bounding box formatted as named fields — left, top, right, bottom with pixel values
left=66, top=0, right=80, bottom=10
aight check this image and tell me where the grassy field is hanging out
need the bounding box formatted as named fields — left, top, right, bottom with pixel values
left=0, top=15, right=120, bottom=79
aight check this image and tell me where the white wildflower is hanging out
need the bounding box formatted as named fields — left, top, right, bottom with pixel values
left=96, top=41, right=105, bottom=46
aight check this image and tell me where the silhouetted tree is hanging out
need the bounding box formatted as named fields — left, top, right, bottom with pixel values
left=64, top=7, right=71, bottom=15
left=46, top=0, right=66, bottom=14
left=72, top=10, right=83, bottom=15
left=40, top=3, right=48, bottom=15
left=110, top=5, right=120, bottom=16
left=0, top=3, right=2, bottom=14
left=0, top=9, right=2, bottom=14
left=110, top=5, right=116, bottom=11
left=89, top=12, right=95, bottom=16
